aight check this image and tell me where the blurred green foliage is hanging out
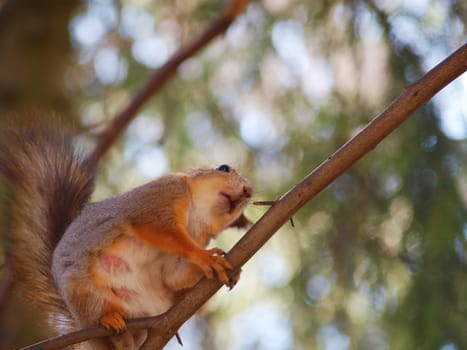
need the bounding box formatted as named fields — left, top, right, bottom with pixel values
left=0, top=0, right=466, bottom=349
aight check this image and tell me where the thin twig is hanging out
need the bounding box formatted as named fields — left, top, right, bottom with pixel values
left=86, top=0, right=249, bottom=167
left=253, top=200, right=277, bottom=206
left=19, top=316, right=166, bottom=350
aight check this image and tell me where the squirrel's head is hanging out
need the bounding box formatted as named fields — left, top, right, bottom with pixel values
left=185, top=164, right=253, bottom=235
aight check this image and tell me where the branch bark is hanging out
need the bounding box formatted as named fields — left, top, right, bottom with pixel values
left=21, top=43, right=467, bottom=350
left=140, top=42, right=467, bottom=349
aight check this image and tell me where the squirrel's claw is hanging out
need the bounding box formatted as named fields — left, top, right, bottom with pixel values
left=206, top=247, right=226, bottom=257
left=226, top=269, right=242, bottom=290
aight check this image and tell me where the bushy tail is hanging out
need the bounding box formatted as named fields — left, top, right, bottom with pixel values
left=0, top=123, right=95, bottom=329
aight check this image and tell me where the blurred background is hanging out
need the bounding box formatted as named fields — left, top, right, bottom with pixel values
left=0, top=0, right=466, bottom=349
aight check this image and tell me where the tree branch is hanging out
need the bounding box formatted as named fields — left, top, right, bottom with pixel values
left=86, top=0, right=249, bottom=167
left=21, top=43, right=466, bottom=350
left=0, top=260, right=14, bottom=313
left=140, top=42, right=467, bottom=349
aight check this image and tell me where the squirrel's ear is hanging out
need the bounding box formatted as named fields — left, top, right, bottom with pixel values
left=228, top=214, right=252, bottom=229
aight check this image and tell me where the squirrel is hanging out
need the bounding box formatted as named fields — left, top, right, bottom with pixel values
left=0, top=123, right=253, bottom=350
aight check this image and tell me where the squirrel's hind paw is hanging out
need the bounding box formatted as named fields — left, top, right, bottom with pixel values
left=100, top=311, right=127, bottom=333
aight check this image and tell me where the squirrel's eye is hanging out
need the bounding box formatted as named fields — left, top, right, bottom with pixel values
left=217, top=164, right=230, bottom=173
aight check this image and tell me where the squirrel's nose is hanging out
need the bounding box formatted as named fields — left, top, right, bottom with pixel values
left=243, top=185, right=253, bottom=198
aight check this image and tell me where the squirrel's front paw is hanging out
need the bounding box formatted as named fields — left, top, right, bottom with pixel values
left=192, top=247, right=232, bottom=283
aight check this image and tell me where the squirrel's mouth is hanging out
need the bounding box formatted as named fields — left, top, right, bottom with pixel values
left=220, top=186, right=253, bottom=212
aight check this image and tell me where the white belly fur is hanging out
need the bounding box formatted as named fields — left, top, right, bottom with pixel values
left=96, top=235, right=173, bottom=317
